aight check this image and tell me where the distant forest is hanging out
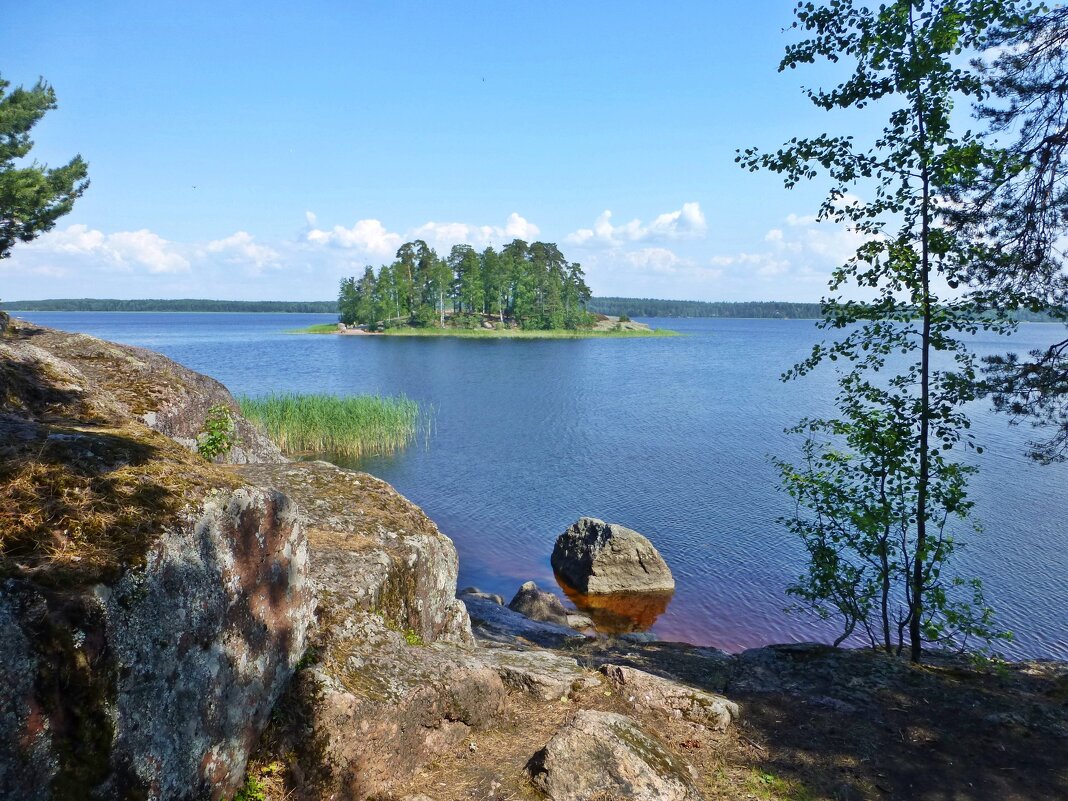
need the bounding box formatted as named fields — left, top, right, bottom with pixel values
left=0, top=298, right=338, bottom=313
left=588, top=298, right=824, bottom=318
left=3, top=296, right=1061, bottom=323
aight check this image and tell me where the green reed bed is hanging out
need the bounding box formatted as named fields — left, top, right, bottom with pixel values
left=238, top=393, right=420, bottom=458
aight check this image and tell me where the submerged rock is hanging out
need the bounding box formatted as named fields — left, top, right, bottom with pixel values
left=460, top=591, right=586, bottom=648
left=527, top=710, right=704, bottom=801
left=460, top=586, right=505, bottom=605
left=551, top=517, right=675, bottom=594
left=508, top=580, right=570, bottom=626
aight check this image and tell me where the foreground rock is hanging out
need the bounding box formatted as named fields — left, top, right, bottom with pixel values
left=236, top=460, right=491, bottom=798
left=601, top=664, right=740, bottom=730
left=481, top=645, right=601, bottom=701
left=0, top=321, right=313, bottom=800
left=508, top=580, right=570, bottom=626
left=551, top=517, right=675, bottom=594
left=528, top=710, right=705, bottom=801
left=237, top=460, right=472, bottom=646
left=272, top=613, right=504, bottom=799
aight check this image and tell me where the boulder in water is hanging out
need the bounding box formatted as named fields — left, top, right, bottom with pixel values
left=551, top=517, right=675, bottom=594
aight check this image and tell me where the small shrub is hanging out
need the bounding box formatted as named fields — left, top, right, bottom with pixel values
left=618, top=313, right=631, bottom=322
left=403, top=628, right=424, bottom=646
left=196, top=404, right=236, bottom=460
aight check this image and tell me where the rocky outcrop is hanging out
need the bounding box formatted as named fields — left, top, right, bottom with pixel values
left=481, top=646, right=601, bottom=701
left=0, top=321, right=314, bottom=800
left=508, top=580, right=570, bottom=626
left=2, top=321, right=282, bottom=464
left=528, top=710, right=705, bottom=801
left=236, top=460, right=472, bottom=646
left=551, top=517, right=675, bottom=594
left=0, top=473, right=313, bottom=800
left=600, top=664, right=740, bottom=730
left=460, top=589, right=586, bottom=648
left=272, top=612, right=504, bottom=800
left=233, top=460, right=491, bottom=798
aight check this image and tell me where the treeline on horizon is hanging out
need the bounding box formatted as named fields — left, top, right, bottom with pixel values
left=338, top=239, right=592, bottom=330
left=588, top=297, right=824, bottom=319
left=3, top=296, right=1060, bottom=323
left=0, top=298, right=337, bottom=313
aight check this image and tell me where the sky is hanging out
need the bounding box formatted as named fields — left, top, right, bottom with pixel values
left=3, top=1, right=894, bottom=302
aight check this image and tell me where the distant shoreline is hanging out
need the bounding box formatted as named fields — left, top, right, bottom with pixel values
left=292, top=321, right=680, bottom=339
left=4, top=299, right=1063, bottom=323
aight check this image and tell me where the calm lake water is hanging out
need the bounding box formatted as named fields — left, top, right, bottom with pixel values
left=13, top=311, right=1068, bottom=659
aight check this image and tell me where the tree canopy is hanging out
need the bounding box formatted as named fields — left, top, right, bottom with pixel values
left=0, top=76, right=88, bottom=261
left=955, top=7, right=1068, bottom=463
left=337, top=239, right=593, bottom=330
left=742, top=0, right=1032, bottom=661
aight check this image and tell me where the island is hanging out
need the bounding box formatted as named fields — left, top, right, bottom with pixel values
left=297, top=238, right=678, bottom=338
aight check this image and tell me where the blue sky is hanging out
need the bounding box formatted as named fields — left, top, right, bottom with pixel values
left=4, top=1, right=883, bottom=302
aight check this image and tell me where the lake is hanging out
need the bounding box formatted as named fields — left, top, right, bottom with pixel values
left=12, top=311, right=1068, bottom=659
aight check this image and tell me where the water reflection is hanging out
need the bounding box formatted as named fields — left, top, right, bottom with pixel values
left=557, top=574, right=674, bottom=633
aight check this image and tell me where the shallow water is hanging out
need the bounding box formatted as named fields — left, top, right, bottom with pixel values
left=15, top=310, right=1068, bottom=659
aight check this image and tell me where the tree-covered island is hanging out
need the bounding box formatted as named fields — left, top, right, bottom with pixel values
left=330, top=238, right=674, bottom=337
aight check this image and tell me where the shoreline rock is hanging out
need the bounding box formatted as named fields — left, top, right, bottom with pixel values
left=551, top=517, right=675, bottom=594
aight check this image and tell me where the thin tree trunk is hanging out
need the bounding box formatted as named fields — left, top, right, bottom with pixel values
left=910, top=7, right=932, bottom=662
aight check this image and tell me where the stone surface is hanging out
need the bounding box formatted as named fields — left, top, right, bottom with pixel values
left=508, top=580, right=570, bottom=626
left=527, top=710, right=705, bottom=801
left=237, top=460, right=473, bottom=646
left=600, top=664, right=740, bottom=731
left=551, top=517, right=675, bottom=594
left=482, top=646, right=601, bottom=701
left=0, top=488, right=313, bottom=801
left=461, top=592, right=586, bottom=648
left=460, top=586, right=505, bottom=605
left=2, top=320, right=283, bottom=464
left=269, top=611, right=504, bottom=800
left=0, top=320, right=313, bottom=800
left=566, top=612, right=595, bottom=630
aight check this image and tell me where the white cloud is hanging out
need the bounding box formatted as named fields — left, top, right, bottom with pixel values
left=567, top=202, right=707, bottom=247
left=204, top=231, right=280, bottom=272
left=304, top=212, right=541, bottom=258
left=25, top=224, right=190, bottom=274
left=304, top=218, right=402, bottom=258
left=623, top=247, right=684, bottom=275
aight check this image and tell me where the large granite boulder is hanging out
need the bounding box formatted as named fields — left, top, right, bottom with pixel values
left=272, top=612, right=505, bottom=800
left=508, top=580, right=570, bottom=626
left=527, top=710, right=704, bottom=801
left=236, top=460, right=487, bottom=798
left=551, top=517, right=675, bottom=594
left=0, top=321, right=313, bottom=800
left=236, top=460, right=472, bottom=646
left=2, top=320, right=282, bottom=464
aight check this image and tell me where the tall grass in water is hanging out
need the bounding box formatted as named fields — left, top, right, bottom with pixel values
left=238, top=393, right=420, bottom=458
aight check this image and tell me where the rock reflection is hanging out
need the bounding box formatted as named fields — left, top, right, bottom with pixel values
left=556, top=574, right=674, bottom=634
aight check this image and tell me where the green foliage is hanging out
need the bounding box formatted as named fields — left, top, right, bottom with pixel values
left=402, top=628, right=424, bottom=646
left=295, top=646, right=319, bottom=671
left=226, top=776, right=266, bottom=801
left=0, top=76, right=89, bottom=260
left=618, top=313, right=631, bottom=322
left=196, top=404, right=236, bottom=461
left=335, top=237, right=593, bottom=331
left=238, top=392, right=420, bottom=458
left=961, top=7, right=1068, bottom=463
left=742, top=0, right=1027, bottom=660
